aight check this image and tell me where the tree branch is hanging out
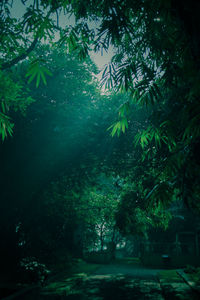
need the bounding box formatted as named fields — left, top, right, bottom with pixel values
left=1, top=37, right=39, bottom=70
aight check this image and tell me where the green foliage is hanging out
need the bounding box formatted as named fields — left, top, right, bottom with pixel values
left=116, top=178, right=172, bottom=237
left=0, top=46, right=132, bottom=268
left=107, top=101, right=131, bottom=136
left=0, top=69, right=34, bottom=140
left=22, top=6, right=54, bottom=38
left=78, top=174, right=121, bottom=250
left=1, top=0, right=200, bottom=275
left=134, top=125, right=176, bottom=151
left=25, top=58, right=52, bottom=87
left=58, top=23, right=94, bottom=60
left=108, top=118, right=128, bottom=137
left=0, top=112, right=14, bottom=141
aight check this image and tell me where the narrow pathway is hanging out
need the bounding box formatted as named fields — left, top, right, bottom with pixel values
left=92, top=262, right=160, bottom=279
left=7, top=262, right=200, bottom=299
left=39, top=262, right=199, bottom=299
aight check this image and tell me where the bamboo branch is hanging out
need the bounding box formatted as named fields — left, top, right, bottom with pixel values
left=1, top=37, right=39, bottom=70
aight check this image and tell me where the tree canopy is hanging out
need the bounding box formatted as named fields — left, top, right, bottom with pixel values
left=0, top=0, right=200, bottom=282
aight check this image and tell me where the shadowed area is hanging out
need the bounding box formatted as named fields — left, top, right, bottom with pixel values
left=1, top=1, right=200, bottom=299
left=37, top=261, right=200, bottom=299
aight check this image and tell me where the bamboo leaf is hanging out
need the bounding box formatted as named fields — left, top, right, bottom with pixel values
left=40, top=71, right=47, bottom=85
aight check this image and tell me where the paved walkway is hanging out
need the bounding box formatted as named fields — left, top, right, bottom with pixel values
left=92, top=262, right=161, bottom=279
left=39, top=263, right=200, bottom=299
left=6, top=263, right=200, bottom=299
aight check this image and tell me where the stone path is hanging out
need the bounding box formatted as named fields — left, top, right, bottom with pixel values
left=7, top=263, right=200, bottom=299
left=92, top=262, right=160, bottom=279
left=41, top=274, right=164, bottom=299
left=39, top=263, right=200, bottom=299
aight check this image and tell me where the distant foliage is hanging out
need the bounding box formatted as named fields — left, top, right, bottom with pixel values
left=0, top=0, right=200, bottom=248
left=0, top=70, right=34, bottom=140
